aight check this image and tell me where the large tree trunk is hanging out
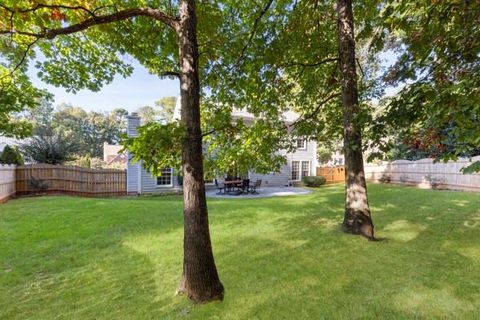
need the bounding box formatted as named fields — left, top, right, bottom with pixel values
left=336, top=0, right=375, bottom=240
left=176, top=0, right=224, bottom=303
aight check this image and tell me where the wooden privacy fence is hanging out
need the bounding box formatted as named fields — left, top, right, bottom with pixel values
left=0, top=165, right=16, bottom=203
left=364, top=157, right=480, bottom=192
left=15, top=164, right=127, bottom=197
left=317, top=166, right=346, bottom=184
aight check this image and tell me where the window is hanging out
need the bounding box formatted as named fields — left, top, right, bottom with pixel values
left=292, top=161, right=300, bottom=181
left=296, top=139, right=306, bottom=150
left=302, top=161, right=310, bottom=178
left=157, top=168, right=173, bottom=186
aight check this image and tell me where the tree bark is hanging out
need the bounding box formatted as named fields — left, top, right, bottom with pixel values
left=336, top=0, right=375, bottom=240
left=176, top=0, right=224, bottom=303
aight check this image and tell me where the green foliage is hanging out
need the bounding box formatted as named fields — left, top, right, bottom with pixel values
left=21, top=103, right=126, bottom=158
left=135, top=98, right=176, bottom=124
left=155, top=96, right=176, bottom=123
left=0, top=145, right=24, bottom=165
left=203, top=117, right=290, bottom=177
left=121, top=122, right=185, bottom=176
left=302, top=176, right=326, bottom=187
left=317, top=145, right=335, bottom=165
left=66, top=155, right=106, bottom=169
left=371, top=0, right=480, bottom=169
left=461, top=161, right=480, bottom=175
left=20, top=128, right=78, bottom=164
left=0, top=1, right=296, bottom=178
left=0, top=69, right=50, bottom=137
left=135, top=106, right=157, bottom=124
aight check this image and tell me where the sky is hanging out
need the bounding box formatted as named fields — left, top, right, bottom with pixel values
left=27, top=50, right=399, bottom=113
left=28, top=59, right=180, bottom=113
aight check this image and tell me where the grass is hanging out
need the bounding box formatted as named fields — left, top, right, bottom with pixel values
left=1, top=184, right=479, bottom=319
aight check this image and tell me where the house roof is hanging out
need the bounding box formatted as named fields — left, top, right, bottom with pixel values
left=231, top=109, right=299, bottom=124
left=103, top=143, right=124, bottom=162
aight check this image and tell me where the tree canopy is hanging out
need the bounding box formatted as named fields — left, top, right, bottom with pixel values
left=371, top=0, right=480, bottom=171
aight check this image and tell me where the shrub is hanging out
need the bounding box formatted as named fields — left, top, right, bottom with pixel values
left=302, top=176, right=326, bottom=187
left=0, top=145, right=24, bottom=165
left=21, top=131, right=77, bottom=164
left=379, top=173, right=391, bottom=183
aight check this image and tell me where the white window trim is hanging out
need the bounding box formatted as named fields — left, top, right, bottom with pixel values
left=301, top=161, right=310, bottom=178
left=292, top=161, right=301, bottom=181
left=296, top=138, right=307, bottom=151
left=292, top=160, right=311, bottom=181
left=156, top=168, right=174, bottom=188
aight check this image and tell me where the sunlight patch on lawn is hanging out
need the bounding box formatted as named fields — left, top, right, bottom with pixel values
left=394, top=286, right=475, bottom=318
left=382, top=220, right=426, bottom=242
left=312, top=217, right=340, bottom=232
left=457, top=247, right=480, bottom=263
left=463, top=213, right=480, bottom=229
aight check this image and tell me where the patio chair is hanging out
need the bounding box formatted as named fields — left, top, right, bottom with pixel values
left=241, top=179, right=250, bottom=193
left=249, top=179, right=262, bottom=194
left=215, top=179, right=225, bottom=195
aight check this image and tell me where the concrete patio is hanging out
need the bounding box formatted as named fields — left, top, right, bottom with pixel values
left=206, top=186, right=312, bottom=199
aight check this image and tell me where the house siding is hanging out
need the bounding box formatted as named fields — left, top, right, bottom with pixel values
left=126, top=112, right=317, bottom=193
left=127, top=113, right=181, bottom=194
left=249, top=139, right=317, bottom=186
left=126, top=114, right=141, bottom=194
left=140, top=167, right=181, bottom=193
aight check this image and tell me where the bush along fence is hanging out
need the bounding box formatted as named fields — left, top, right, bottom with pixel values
left=0, top=164, right=127, bottom=202
left=364, top=156, right=480, bottom=192
left=0, top=165, right=16, bottom=203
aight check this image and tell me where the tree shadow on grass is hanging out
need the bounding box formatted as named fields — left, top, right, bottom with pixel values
left=1, top=186, right=479, bottom=319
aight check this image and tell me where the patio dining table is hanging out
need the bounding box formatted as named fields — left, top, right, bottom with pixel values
left=224, top=180, right=244, bottom=192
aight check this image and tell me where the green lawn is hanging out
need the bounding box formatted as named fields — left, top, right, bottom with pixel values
left=1, top=184, right=479, bottom=319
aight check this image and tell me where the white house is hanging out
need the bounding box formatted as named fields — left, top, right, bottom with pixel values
left=126, top=100, right=317, bottom=194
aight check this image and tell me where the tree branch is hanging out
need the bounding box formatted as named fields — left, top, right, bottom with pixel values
left=0, top=7, right=179, bottom=39
left=290, top=92, right=340, bottom=128
left=160, top=71, right=180, bottom=78
left=201, top=129, right=216, bottom=137
left=281, top=57, right=339, bottom=68
left=233, top=0, right=274, bottom=69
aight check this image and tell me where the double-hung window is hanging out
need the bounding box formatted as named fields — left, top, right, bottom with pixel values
left=157, top=168, right=173, bottom=186
left=296, top=138, right=306, bottom=150
left=301, top=161, right=310, bottom=178
left=292, top=161, right=300, bottom=181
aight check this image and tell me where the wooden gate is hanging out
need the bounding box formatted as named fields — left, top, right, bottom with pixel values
left=316, top=166, right=346, bottom=184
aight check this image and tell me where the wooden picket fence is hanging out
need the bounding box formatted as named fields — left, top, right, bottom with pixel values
left=15, top=164, right=127, bottom=197
left=0, top=165, right=16, bottom=203
left=317, top=166, right=346, bottom=184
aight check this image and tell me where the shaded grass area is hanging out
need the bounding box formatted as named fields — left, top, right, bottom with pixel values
left=1, top=184, right=479, bottom=319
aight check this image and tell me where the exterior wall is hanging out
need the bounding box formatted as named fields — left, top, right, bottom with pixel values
left=127, top=109, right=318, bottom=192
left=364, top=156, right=480, bottom=192
left=126, top=113, right=181, bottom=194
left=140, top=167, right=181, bottom=193
left=126, top=114, right=141, bottom=194
left=249, top=139, right=317, bottom=186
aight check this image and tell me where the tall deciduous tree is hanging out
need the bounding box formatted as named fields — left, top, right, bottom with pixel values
left=0, top=0, right=224, bottom=302
left=238, top=0, right=380, bottom=239
left=371, top=0, right=480, bottom=173
left=337, top=0, right=375, bottom=239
